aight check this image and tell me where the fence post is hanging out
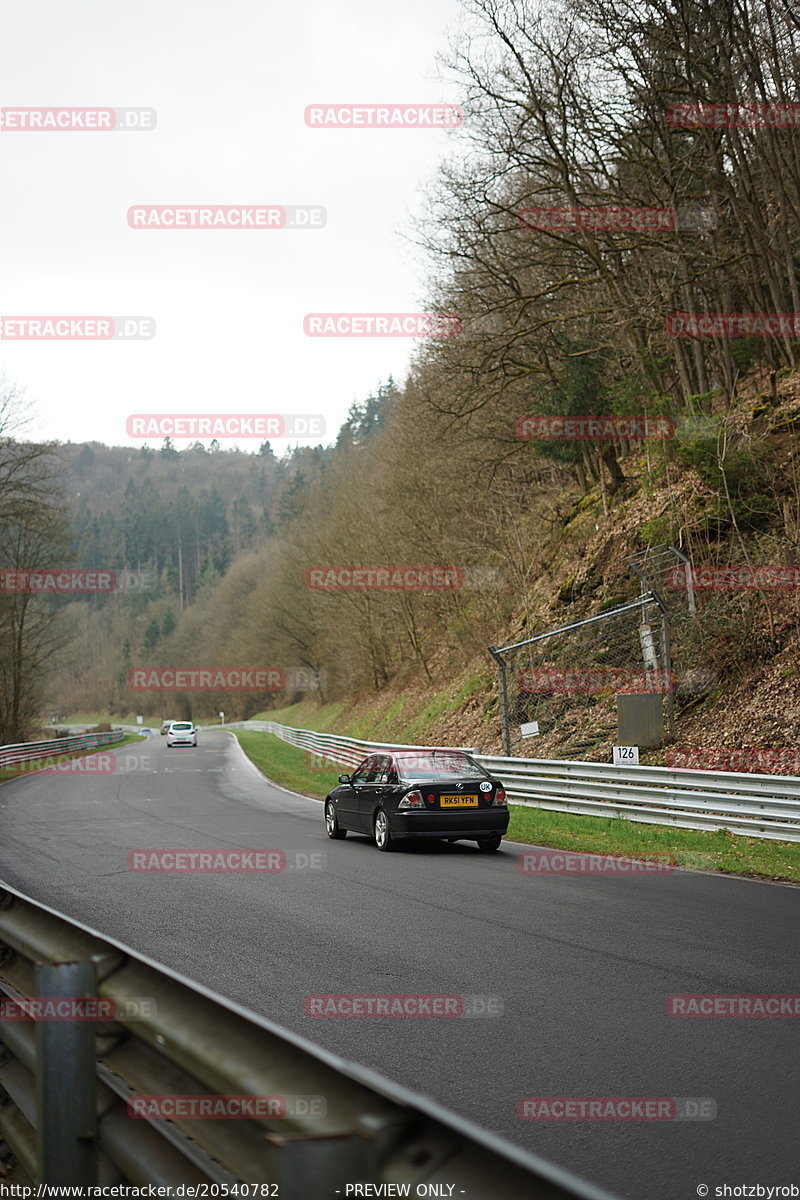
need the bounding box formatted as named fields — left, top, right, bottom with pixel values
left=487, top=646, right=511, bottom=755
left=670, top=546, right=697, bottom=617
left=660, top=607, right=675, bottom=740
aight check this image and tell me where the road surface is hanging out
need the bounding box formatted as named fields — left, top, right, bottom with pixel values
left=1, top=730, right=797, bottom=1199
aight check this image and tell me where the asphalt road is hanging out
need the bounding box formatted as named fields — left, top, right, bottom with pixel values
left=1, top=730, right=798, bottom=1200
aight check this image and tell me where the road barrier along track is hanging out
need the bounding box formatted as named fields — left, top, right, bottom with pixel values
left=0, top=729, right=126, bottom=772
left=0, top=883, right=614, bottom=1198
left=226, top=720, right=800, bottom=843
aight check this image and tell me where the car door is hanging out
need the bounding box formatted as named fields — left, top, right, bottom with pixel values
left=336, top=757, right=371, bottom=830
left=352, top=754, right=393, bottom=834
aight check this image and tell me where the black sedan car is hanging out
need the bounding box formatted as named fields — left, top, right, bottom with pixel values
left=324, top=750, right=509, bottom=852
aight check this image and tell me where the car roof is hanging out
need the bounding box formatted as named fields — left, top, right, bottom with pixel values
left=391, top=749, right=475, bottom=762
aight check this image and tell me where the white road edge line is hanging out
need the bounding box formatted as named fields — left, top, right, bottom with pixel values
left=225, top=729, right=322, bottom=803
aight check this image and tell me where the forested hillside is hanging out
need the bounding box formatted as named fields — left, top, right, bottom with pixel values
left=4, top=0, right=800, bottom=753
left=62, top=440, right=318, bottom=605
left=37, top=359, right=800, bottom=757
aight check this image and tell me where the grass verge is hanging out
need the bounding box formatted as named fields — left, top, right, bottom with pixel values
left=234, top=731, right=341, bottom=798
left=508, top=806, right=800, bottom=883
left=235, top=730, right=800, bottom=882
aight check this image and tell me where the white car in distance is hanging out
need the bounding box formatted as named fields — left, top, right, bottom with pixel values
left=166, top=721, right=197, bottom=748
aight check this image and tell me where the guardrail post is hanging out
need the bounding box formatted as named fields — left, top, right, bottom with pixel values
left=35, top=960, right=97, bottom=1184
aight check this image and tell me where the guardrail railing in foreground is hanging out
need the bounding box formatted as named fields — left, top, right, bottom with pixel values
left=224, top=721, right=800, bottom=843
left=0, top=730, right=126, bottom=771
left=0, top=883, right=614, bottom=1199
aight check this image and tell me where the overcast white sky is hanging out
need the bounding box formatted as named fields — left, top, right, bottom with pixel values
left=0, top=0, right=465, bottom=451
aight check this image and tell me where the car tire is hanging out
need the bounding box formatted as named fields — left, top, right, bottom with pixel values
left=374, top=808, right=395, bottom=852
left=325, top=800, right=347, bottom=840
left=476, top=833, right=502, bottom=852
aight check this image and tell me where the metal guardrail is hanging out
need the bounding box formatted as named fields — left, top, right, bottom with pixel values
left=228, top=721, right=800, bottom=843
left=227, top=721, right=478, bottom=770
left=0, top=730, right=127, bottom=771
left=0, top=883, right=614, bottom=1198
left=475, top=755, right=800, bottom=842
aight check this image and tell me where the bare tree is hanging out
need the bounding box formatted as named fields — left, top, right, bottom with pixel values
left=0, top=378, right=72, bottom=742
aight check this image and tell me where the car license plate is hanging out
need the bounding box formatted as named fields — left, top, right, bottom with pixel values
left=440, top=795, right=478, bottom=807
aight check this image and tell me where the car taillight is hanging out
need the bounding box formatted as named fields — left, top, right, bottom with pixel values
left=493, top=788, right=507, bottom=806
left=399, top=790, right=425, bottom=809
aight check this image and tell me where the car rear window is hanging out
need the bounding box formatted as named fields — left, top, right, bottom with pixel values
left=171, top=723, right=193, bottom=731
left=394, top=751, right=488, bottom=781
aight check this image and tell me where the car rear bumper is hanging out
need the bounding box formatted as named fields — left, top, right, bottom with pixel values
left=388, top=809, right=509, bottom=840
left=168, top=738, right=196, bottom=746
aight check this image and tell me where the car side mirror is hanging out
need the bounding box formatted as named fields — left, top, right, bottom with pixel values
left=338, top=774, right=351, bottom=785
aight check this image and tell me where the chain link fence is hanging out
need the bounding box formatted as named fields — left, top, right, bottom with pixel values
left=489, top=593, right=674, bottom=757
left=624, top=544, right=718, bottom=700
left=486, top=547, right=718, bottom=758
